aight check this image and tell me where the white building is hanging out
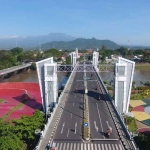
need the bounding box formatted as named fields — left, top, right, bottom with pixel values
left=114, top=57, right=135, bottom=114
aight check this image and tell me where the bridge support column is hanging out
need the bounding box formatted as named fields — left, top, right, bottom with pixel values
left=114, top=57, right=135, bottom=114
left=71, top=52, right=77, bottom=67
left=92, top=51, right=99, bottom=68
left=44, top=63, right=58, bottom=113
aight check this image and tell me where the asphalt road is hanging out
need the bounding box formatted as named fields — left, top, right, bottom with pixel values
left=86, top=69, right=118, bottom=140
left=54, top=71, right=84, bottom=141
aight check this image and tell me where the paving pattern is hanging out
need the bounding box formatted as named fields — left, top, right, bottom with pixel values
left=130, top=99, right=150, bottom=125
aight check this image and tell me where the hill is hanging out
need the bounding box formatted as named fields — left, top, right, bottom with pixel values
left=0, top=33, right=76, bottom=49
left=40, top=38, right=120, bottom=50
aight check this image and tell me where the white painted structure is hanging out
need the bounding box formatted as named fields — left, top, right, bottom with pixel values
left=92, top=51, right=99, bottom=67
left=114, top=57, right=135, bottom=114
left=76, top=48, right=78, bottom=58
left=36, top=57, right=58, bottom=113
left=71, top=52, right=77, bottom=67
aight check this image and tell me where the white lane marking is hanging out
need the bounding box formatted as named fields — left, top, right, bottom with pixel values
left=105, top=144, right=108, bottom=150
left=84, top=143, right=86, bottom=150
left=74, top=143, right=76, bottom=150
left=98, top=144, right=100, bottom=150
left=112, top=144, right=115, bottom=150
left=88, top=143, right=90, bottom=150
left=101, top=144, right=104, bottom=150
left=56, top=143, right=59, bottom=149
left=59, top=143, right=63, bottom=150
left=115, top=144, right=119, bottom=150
left=63, top=143, right=66, bottom=150
left=96, top=103, right=105, bottom=138
left=66, top=143, right=69, bottom=150
left=91, top=143, right=94, bottom=150
left=108, top=144, right=111, bottom=150
left=94, top=121, right=98, bottom=132
left=77, top=143, right=79, bottom=150
left=94, top=144, right=97, bottom=150
left=70, top=143, right=73, bottom=150
left=71, top=113, right=72, bottom=118
left=75, top=122, right=77, bottom=134
left=81, top=143, right=83, bottom=150
left=119, top=144, right=123, bottom=150
left=67, top=129, right=70, bottom=137
left=61, top=122, right=65, bottom=134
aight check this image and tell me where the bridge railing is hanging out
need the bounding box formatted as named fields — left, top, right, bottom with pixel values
left=94, top=66, right=137, bottom=149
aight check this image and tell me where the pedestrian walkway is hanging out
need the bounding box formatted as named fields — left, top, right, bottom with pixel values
left=55, top=142, right=123, bottom=150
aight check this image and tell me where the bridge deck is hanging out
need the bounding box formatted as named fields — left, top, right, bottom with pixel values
left=38, top=63, right=135, bottom=150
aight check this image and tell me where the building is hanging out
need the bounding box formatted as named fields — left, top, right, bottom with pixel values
left=114, top=57, right=135, bottom=114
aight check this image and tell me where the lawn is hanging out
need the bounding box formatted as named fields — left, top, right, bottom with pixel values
left=128, top=120, right=138, bottom=132
left=0, top=99, right=4, bottom=103
left=125, top=116, right=138, bottom=132
left=135, top=64, right=150, bottom=70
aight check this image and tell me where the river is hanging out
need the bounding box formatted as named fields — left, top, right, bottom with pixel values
left=3, top=68, right=150, bottom=87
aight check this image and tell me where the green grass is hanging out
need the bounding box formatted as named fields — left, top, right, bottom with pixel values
left=128, top=120, right=138, bottom=132
left=128, top=107, right=132, bottom=112
left=1, top=99, right=28, bottom=120
left=125, top=116, right=138, bottom=132
left=135, top=65, right=150, bottom=70
left=0, top=99, right=5, bottom=103
left=130, top=92, right=150, bottom=100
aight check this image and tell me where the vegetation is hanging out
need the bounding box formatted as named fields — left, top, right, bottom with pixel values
left=30, top=62, right=36, bottom=70
left=134, top=133, right=150, bottom=150
left=1, top=99, right=28, bottom=121
left=130, top=88, right=150, bottom=100
left=65, top=56, right=71, bottom=64
left=0, top=47, right=66, bottom=70
left=83, top=94, right=89, bottom=140
left=125, top=116, right=137, bottom=132
left=0, top=99, right=4, bottom=103
left=0, top=110, right=45, bottom=150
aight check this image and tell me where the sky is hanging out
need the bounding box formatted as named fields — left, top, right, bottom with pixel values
left=0, top=0, right=150, bottom=46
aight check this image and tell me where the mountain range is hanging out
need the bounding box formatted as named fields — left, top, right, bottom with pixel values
left=39, top=38, right=120, bottom=50
left=0, top=33, right=150, bottom=50
left=0, top=33, right=76, bottom=49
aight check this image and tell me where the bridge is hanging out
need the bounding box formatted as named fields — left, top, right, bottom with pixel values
left=34, top=53, right=137, bottom=150
left=0, top=63, right=31, bottom=81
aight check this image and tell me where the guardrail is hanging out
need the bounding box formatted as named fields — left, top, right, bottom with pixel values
left=94, top=66, right=137, bottom=150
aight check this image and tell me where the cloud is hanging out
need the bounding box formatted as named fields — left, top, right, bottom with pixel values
left=0, top=35, right=19, bottom=39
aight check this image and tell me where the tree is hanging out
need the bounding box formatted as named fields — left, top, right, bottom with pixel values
left=66, top=56, right=71, bottom=64
left=101, top=45, right=107, bottom=50
left=30, top=63, right=36, bottom=70
left=10, top=47, right=23, bottom=56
